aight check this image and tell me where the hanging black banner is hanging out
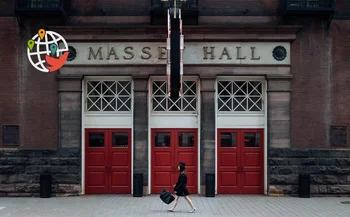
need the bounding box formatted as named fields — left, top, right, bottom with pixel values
left=170, top=9, right=181, bottom=102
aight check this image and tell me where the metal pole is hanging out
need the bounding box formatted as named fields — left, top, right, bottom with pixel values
left=179, top=8, right=184, bottom=97
left=167, top=9, right=171, bottom=96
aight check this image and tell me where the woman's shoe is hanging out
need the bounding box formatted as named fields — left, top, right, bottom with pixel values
left=189, top=208, right=196, bottom=213
left=168, top=209, right=174, bottom=212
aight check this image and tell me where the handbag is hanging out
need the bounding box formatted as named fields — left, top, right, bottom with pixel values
left=159, top=187, right=175, bottom=204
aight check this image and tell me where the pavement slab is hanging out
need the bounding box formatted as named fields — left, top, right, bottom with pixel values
left=0, top=195, right=349, bottom=217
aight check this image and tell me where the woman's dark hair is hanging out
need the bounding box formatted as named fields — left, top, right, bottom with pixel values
left=178, top=162, right=186, bottom=174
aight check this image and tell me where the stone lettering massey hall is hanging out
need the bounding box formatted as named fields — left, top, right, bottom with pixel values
left=88, top=46, right=261, bottom=61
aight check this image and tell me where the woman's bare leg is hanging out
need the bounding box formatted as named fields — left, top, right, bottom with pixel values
left=169, top=196, right=179, bottom=211
left=184, top=196, right=196, bottom=212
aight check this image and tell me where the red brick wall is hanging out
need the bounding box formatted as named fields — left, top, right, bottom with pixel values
left=330, top=20, right=350, bottom=141
left=0, top=17, right=58, bottom=149
left=20, top=26, right=58, bottom=149
left=290, top=21, right=328, bottom=148
left=291, top=20, right=350, bottom=148
left=0, top=18, right=20, bottom=147
left=20, top=63, right=58, bottom=149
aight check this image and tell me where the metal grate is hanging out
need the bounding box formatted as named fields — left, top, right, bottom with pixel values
left=151, top=0, right=198, bottom=8
left=218, top=81, right=263, bottom=112
left=16, top=0, right=63, bottom=9
left=152, top=80, right=197, bottom=112
left=287, top=0, right=333, bottom=9
left=86, top=80, right=131, bottom=112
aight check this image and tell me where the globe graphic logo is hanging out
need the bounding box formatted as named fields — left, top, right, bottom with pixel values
left=27, top=29, right=69, bottom=73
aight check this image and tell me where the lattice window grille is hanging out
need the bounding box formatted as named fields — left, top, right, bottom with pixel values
left=86, top=80, right=131, bottom=112
left=152, top=80, right=197, bottom=112
left=218, top=81, right=263, bottom=112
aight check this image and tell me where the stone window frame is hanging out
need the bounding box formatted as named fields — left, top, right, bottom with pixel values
left=84, top=78, right=132, bottom=114
left=217, top=77, right=265, bottom=114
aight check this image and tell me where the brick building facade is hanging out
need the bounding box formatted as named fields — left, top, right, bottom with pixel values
left=0, top=0, right=350, bottom=196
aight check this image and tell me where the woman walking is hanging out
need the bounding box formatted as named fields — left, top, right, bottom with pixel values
left=169, top=162, right=196, bottom=213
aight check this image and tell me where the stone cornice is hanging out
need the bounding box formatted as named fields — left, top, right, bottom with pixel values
left=266, top=74, right=293, bottom=80
left=51, top=24, right=302, bottom=33
left=56, top=74, right=83, bottom=80
left=50, top=25, right=302, bottom=42
left=132, top=74, right=150, bottom=80
left=199, top=75, right=217, bottom=80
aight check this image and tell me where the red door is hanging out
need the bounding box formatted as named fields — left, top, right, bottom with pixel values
left=85, top=129, right=131, bottom=194
left=85, top=129, right=108, bottom=194
left=217, top=129, right=264, bottom=194
left=151, top=129, right=198, bottom=194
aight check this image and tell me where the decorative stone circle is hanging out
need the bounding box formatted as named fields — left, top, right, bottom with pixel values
left=67, top=46, right=77, bottom=61
left=272, top=46, right=287, bottom=61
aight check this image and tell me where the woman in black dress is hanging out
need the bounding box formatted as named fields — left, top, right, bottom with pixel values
left=169, top=162, right=196, bottom=213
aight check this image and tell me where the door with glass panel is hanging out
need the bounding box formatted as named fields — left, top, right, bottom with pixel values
left=217, top=129, right=264, bottom=194
left=151, top=129, right=198, bottom=194
left=85, top=129, right=131, bottom=194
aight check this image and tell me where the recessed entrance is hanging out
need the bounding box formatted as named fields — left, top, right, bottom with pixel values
left=217, top=129, right=264, bottom=194
left=85, top=129, right=131, bottom=194
left=151, top=128, right=198, bottom=194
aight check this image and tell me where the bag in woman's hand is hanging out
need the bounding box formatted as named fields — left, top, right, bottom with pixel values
left=159, top=188, right=175, bottom=204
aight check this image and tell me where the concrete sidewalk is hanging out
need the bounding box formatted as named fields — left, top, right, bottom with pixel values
left=0, top=195, right=349, bottom=217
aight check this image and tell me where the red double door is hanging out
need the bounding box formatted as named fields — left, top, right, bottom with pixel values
left=151, top=129, right=198, bottom=194
left=85, top=129, right=131, bottom=194
left=217, top=129, right=264, bottom=194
